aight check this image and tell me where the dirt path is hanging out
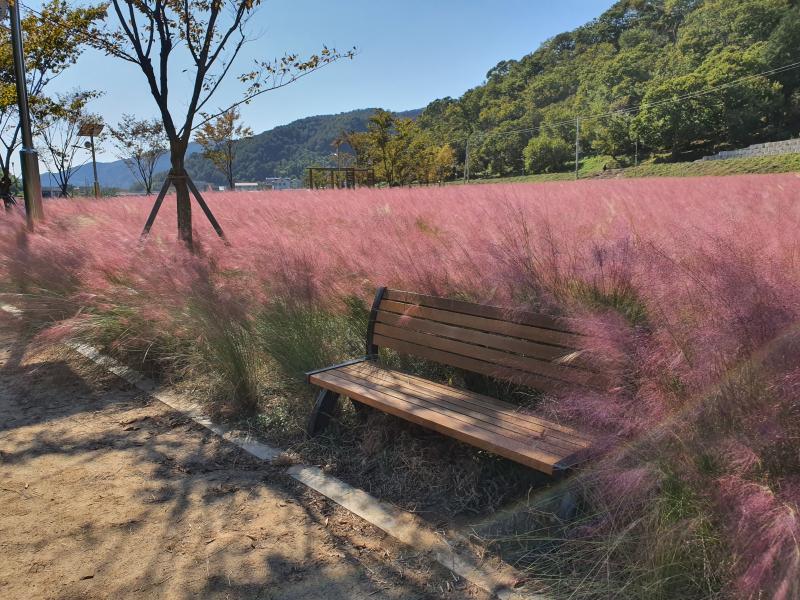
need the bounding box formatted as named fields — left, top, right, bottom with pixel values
left=0, top=317, right=488, bottom=600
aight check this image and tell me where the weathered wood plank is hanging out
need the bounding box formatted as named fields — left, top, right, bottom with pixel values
left=373, top=322, right=606, bottom=389
left=376, top=309, right=593, bottom=369
left=379, top=300, right=586, bottom=349
left=372, top=332, right=562, bottom=392
left=383, top=289, right=576, bottom=333
left=310, top=370, right=564, bottom=474
left=330, top=367, right=589, bottom=456
left=343, top=362, right=591, bottom=447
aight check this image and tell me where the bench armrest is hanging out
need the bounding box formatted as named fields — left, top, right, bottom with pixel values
left=304, top=356, right=373, bottom=384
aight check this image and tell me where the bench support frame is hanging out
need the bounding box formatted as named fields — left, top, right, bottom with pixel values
left=307, top=388, right=341, bottom=437
left=366, top=286, right=387, bottom=355
left=305, top=287, right=594, bottom=474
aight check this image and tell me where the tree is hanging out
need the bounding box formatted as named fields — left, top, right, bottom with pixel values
left=366, top=109, right=398, bottom=184
left=409, top=0, right=799, bottom=174
left=633, top=48, right=782, bottom=157
left=523, top=134, right=572, bottom=173
left=109, top=115, right=168, bottom=194
left=37, top=90, right=100, bottom=197
left=195, top=108, right=252, bottom=189
left=344, top=130, right=373, bottom=168
left=432, top=144, right=456, bottom=183
left=99, top=0, right=354, bottom=247
left=340, top=112, right=453, bottom=186
left=0, top=0, right=104, bottom=203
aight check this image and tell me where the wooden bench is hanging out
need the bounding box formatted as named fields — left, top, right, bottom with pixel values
left=305, top=288, right=600, bottom=475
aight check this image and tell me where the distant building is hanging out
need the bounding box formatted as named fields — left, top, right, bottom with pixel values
left=263, top=177, right=292, bottom=191
left=230, top=178, right=294, bottom=191
left=41, top=186, right=64, bottom=198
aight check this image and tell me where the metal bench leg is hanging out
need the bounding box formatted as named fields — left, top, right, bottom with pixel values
left=307, top=389, right=340, bottom=437
left=351, top=399, right=374, bottom=422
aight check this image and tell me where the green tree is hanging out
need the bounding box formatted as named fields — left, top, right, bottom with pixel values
left=367, top=109, right=397, bottom=184
left=110, top=115, right=168, bottom=194
left=195, top=108, right=253, bottom=189
left=344, top=130, right=373, bottom=168
left=432, top=144, right=456, bottom=183
left=413, top=0, right=800, bottom=174
left=676, top=0, right=788, bottom=63
left=36, top=90, right=101, bottom=197
left=0, top=0, right=104, bottom=202
left=634, top=47, right=782, bottom=157
left=523, top=134, right=572, bottom=174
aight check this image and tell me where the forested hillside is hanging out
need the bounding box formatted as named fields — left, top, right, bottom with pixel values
left=416, top=0, right=800, bottom=177
left=187, top=0, right=800, bottom=186
left=185, top=108, right=421, bottom=184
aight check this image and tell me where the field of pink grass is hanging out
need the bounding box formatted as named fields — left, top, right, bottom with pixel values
left=2, top=173, right=799, bottom=598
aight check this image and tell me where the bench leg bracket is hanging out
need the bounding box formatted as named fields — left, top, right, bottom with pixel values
left=307, top=389, right=340, bottom=437
left=351, top=399, right=374, bottom=422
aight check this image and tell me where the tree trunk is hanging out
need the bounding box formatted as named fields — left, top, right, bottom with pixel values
left=0, top=172, right=13, bottom=211
left=227, top=142, right=234, bottom=189
left=170, top=142, right=193, bottom=248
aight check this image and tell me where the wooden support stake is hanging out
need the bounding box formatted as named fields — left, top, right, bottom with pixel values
left=186, top=173, right=227, bottom=242
left=141, top=170, right=227, bottom=243
left=140, top=172, right=173, bottom=238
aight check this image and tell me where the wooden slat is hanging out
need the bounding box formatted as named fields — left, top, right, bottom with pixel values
left=374, top=322, right=606, bottom=389
left=335, top=366, right=589, bottom=454
left=310, top=370, right=564, bottom=474
left=384, top=289, right=576, bottom=333
left=328, top=369, right=580, bottom=456
left=376, top=309, right=593, bottom=370
left=373, top=332, right=561, bottom=392
left=329, top=370, right=587, bottom=460
left=333, top=368, right=541, bottom=441
left=343, top=363, right=591, bottom=447
left=379, top=300, right=585, bottom=349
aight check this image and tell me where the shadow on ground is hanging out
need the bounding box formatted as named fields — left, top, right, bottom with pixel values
left=0, top=319, right=487, bottom=600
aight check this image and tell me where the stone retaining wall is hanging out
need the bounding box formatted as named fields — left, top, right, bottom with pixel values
left=702, top=138, right=800, bottom=161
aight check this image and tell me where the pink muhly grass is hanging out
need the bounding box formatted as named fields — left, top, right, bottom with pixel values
left=716, top=475, right=799, bottom=600
left=1, top=173, right=800, bottom=595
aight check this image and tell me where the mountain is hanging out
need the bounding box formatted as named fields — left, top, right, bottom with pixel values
left=185, top=107, right=422, bottom=184
left=41, top=143, right=201, bottom=191
left=414, top=0, right=800, bottom=176
left=42, top=108, right=421, bottom=190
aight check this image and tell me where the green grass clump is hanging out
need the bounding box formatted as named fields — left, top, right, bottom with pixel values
left=566, top=279, right=649, bottom=327
left=478, top=464, right=728, bottom=600
left=254, top=296, right=369, bottom=381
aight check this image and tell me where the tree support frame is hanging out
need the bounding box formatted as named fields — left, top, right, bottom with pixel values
left=140, top=169, right=227, bottom=242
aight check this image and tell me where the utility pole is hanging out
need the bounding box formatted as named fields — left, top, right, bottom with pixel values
left=635, top=139, right=639, bottom=167
left=79, top=123, right=104, bottom=198
left=574, top=116, right=580, bottom=180
left=8, top=0, right=44, bottom=227
left=90, top=133, right=99, bottom=197
left=464, top=136, right=470, bottom=183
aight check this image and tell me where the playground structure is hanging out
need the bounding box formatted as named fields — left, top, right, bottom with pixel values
left=307, top=167, right=376, bottom=189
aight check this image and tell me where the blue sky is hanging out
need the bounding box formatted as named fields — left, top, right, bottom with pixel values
left=44, top=0, right=616, bottom=160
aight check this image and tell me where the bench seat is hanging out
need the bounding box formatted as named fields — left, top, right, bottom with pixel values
left=308, top=360, right=593, bottom=475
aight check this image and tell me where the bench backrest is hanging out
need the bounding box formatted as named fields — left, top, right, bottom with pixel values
left=366, top=288, right=606, bottom=393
